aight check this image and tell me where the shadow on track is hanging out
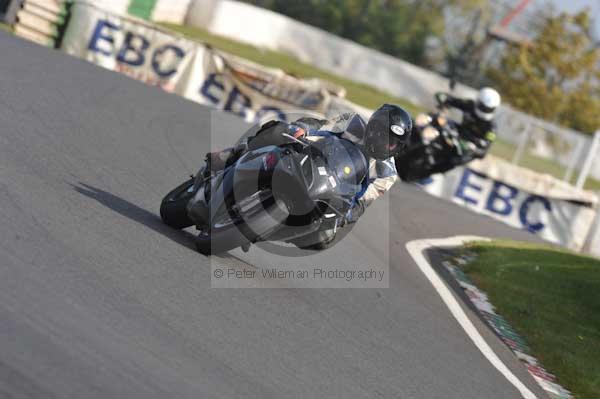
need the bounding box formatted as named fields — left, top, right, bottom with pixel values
left=72, top=182, right=198, bottom=252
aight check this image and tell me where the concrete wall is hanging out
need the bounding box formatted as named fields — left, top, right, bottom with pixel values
left=186, top=0, right=220, bottom=28
left=189, top=0, right=477, bottom=109
left=88, top=0, right=190, bottom=23
left=92, top=0, right=129, bottom=16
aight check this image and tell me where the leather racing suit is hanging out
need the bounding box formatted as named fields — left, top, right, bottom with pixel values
left=435, top=92, right=497, bottom=161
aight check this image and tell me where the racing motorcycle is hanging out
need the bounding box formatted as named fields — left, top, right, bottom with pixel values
left=160, top=133, right=367, bottom=255
left=395, top=110, right=472, bottom=182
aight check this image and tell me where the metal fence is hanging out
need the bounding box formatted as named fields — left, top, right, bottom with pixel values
left=576, top=131, right=600, bottom=189
left=495, top=106, right=600, bottom=189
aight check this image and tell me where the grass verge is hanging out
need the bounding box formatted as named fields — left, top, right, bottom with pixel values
left=463, top=240, right=600, bottom=399
left=0, top=22, right=11, bottom=32
left=161, top=23, right=423, bottom=116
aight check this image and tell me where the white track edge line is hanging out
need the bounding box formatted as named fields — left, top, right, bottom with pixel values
left=406, top=236, right=538, bottom=399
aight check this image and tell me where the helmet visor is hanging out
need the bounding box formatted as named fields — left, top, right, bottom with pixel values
left=477, top=101, right=496, bottom=114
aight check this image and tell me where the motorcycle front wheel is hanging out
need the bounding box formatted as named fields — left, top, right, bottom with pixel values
left=160, top=178, right=195, bottom=229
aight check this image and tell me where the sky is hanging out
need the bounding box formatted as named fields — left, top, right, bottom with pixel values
left=549, top=0, right=600, bottom=34
left=498, top=0, right=600, bottom=38
left=553, top=0, right=600, bottom=14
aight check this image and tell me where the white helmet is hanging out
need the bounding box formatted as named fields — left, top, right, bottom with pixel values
left=475, top=87, right=501, bottom=121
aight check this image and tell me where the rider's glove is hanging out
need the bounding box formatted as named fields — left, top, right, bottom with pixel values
left=485, top=131, right=497, bottom=142
left=435, top=92, right=447, bottom=106
left=462, top=141, right=477, bottom=153
left=343, top=200, right=365, bottom=226
left=287, top=124, right=307, bottom=139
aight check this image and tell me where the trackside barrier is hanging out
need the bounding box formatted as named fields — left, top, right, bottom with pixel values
left=11, top=0, right=195, bottom=48
left=417, top=155, right=598, bottom=252
left=58, top=2, right=600, bottom=254
left=13, top=0, right=70, bottom=48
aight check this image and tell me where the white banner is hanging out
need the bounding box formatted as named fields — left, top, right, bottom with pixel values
left=417, top=165, right=598, bottom=250
left=63, top=3, right=197, bottom=92
left=174, top=48, right=333, bottom=122
left=61, top=3, right=336, bottom=122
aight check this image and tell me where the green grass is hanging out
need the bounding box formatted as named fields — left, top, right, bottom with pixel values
left=463, top=240, right=600, bottom=399
left=160, top=23, right=423, bottom=116
left=0, top=22, right=11, bottom=32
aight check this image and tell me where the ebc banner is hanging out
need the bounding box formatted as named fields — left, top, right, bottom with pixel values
left=61, top=3, right=332, bottom=122
left=418, top=166, right=598, bottom=250
left=62, top=3, right=197, bottom=92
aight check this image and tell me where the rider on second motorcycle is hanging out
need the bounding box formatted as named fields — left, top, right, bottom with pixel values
left=205, top=104, right=412, bottom=239
left=434, top=87, right=501, bottom=162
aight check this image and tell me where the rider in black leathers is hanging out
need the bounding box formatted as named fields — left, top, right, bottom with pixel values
left=434, top=87, right=501, bottom=162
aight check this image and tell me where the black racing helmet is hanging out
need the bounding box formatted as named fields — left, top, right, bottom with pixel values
left=364, top=104, right=413, bottom=159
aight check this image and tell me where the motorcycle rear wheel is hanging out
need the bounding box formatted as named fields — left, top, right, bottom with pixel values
left=160, top=178, right=195, bottom=229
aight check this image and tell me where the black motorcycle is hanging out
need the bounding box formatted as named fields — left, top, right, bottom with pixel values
left=395, top=111, right=469, bottom=182
left=160, top=133, right=368, bottom=255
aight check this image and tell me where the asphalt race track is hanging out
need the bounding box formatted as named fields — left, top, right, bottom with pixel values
left=0, top=32, right=547, bottom=398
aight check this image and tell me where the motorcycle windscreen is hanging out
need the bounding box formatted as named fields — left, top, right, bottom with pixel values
left=309, top=136, right=368, bottom=199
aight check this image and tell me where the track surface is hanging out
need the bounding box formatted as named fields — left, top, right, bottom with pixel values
left=1, top=32, right=547, bottom=398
